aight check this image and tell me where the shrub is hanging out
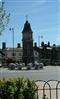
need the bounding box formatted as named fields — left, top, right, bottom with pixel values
left=0, top=78, right=37, bottom=99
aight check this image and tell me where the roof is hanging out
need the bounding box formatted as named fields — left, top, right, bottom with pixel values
left=22, top=20, right=33, bottom=33
left=6, top=47, right=23, bottom=51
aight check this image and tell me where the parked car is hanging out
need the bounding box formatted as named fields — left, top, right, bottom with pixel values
left=18, top=65, right=22, bottom=70
left=8, top=63, right=16, bottom=70
left=34, top=62, right=40, bottom=70
left=0, top=63, right=2, bottom=67
left=26, top=66, right=31, bottom=70
left=27, top=62, right=35, bottom=70
left=39, top=63, right=44, bottom=69
left=34, top=62, right=43, bottom=70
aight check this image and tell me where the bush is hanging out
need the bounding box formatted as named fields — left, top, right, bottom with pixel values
left=0, top=78, right=38, bottom=99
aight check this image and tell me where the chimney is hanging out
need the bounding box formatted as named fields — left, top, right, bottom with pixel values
left=34, top=42, right=37, bottom=47
left=17, top=43, right=21, bottom=48
left=2, top=42, right=6, bottom=49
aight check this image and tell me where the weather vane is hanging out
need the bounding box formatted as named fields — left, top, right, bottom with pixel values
left=26, top=15, right=28, bottom=21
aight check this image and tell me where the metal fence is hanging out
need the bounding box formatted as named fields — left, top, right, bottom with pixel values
left=35, top=80, right=60, bottom=99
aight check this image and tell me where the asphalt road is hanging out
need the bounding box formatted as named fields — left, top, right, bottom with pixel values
left=0, top=66, right=60, bottom=81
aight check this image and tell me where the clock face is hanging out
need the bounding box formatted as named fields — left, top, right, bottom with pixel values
left=23, top=33, right=31, bottom=39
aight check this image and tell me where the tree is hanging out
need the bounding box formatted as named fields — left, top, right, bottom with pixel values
left=0, top=2, right=10, bottom=35
left=0, top=1, right=10, bottom=57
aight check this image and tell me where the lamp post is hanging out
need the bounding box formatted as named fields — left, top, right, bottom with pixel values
left=38, top=35, right=43, bottom=47
left=9, top=28, right=14, bottom=58
left=38, top=35, right=43, bottom=63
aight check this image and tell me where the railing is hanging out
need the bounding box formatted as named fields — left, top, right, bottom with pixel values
left=35, top=80, right=60, bottom=99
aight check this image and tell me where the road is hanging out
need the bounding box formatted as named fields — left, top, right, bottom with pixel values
left=0, top=66, right=60, bottom=81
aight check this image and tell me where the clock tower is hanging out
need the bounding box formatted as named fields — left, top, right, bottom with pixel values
left=22, top=20, right=34, bottom=65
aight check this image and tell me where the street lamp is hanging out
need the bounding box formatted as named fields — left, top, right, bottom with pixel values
left=38, top=35, right=43, bottom=63
left=9, top=28, right=14, bottom=58
left=38, top=35, right=43, bottom=47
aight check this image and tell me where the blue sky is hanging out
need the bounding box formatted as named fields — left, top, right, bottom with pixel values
left=0, top=0, right=60, bottom=48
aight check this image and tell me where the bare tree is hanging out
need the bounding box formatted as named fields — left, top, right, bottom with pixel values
left=0, top=2, right=10, bottom=35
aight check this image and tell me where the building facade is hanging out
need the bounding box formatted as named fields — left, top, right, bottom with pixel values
left=0, top=44, right=60, bottom=65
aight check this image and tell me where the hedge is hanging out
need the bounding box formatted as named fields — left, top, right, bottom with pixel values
left=0, top=78, right=38, bottom=99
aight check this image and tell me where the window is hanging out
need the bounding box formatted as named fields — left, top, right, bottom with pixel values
left=34, top=51, right=38, bottom=56
left=12, top=53, right=16, bottom=56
